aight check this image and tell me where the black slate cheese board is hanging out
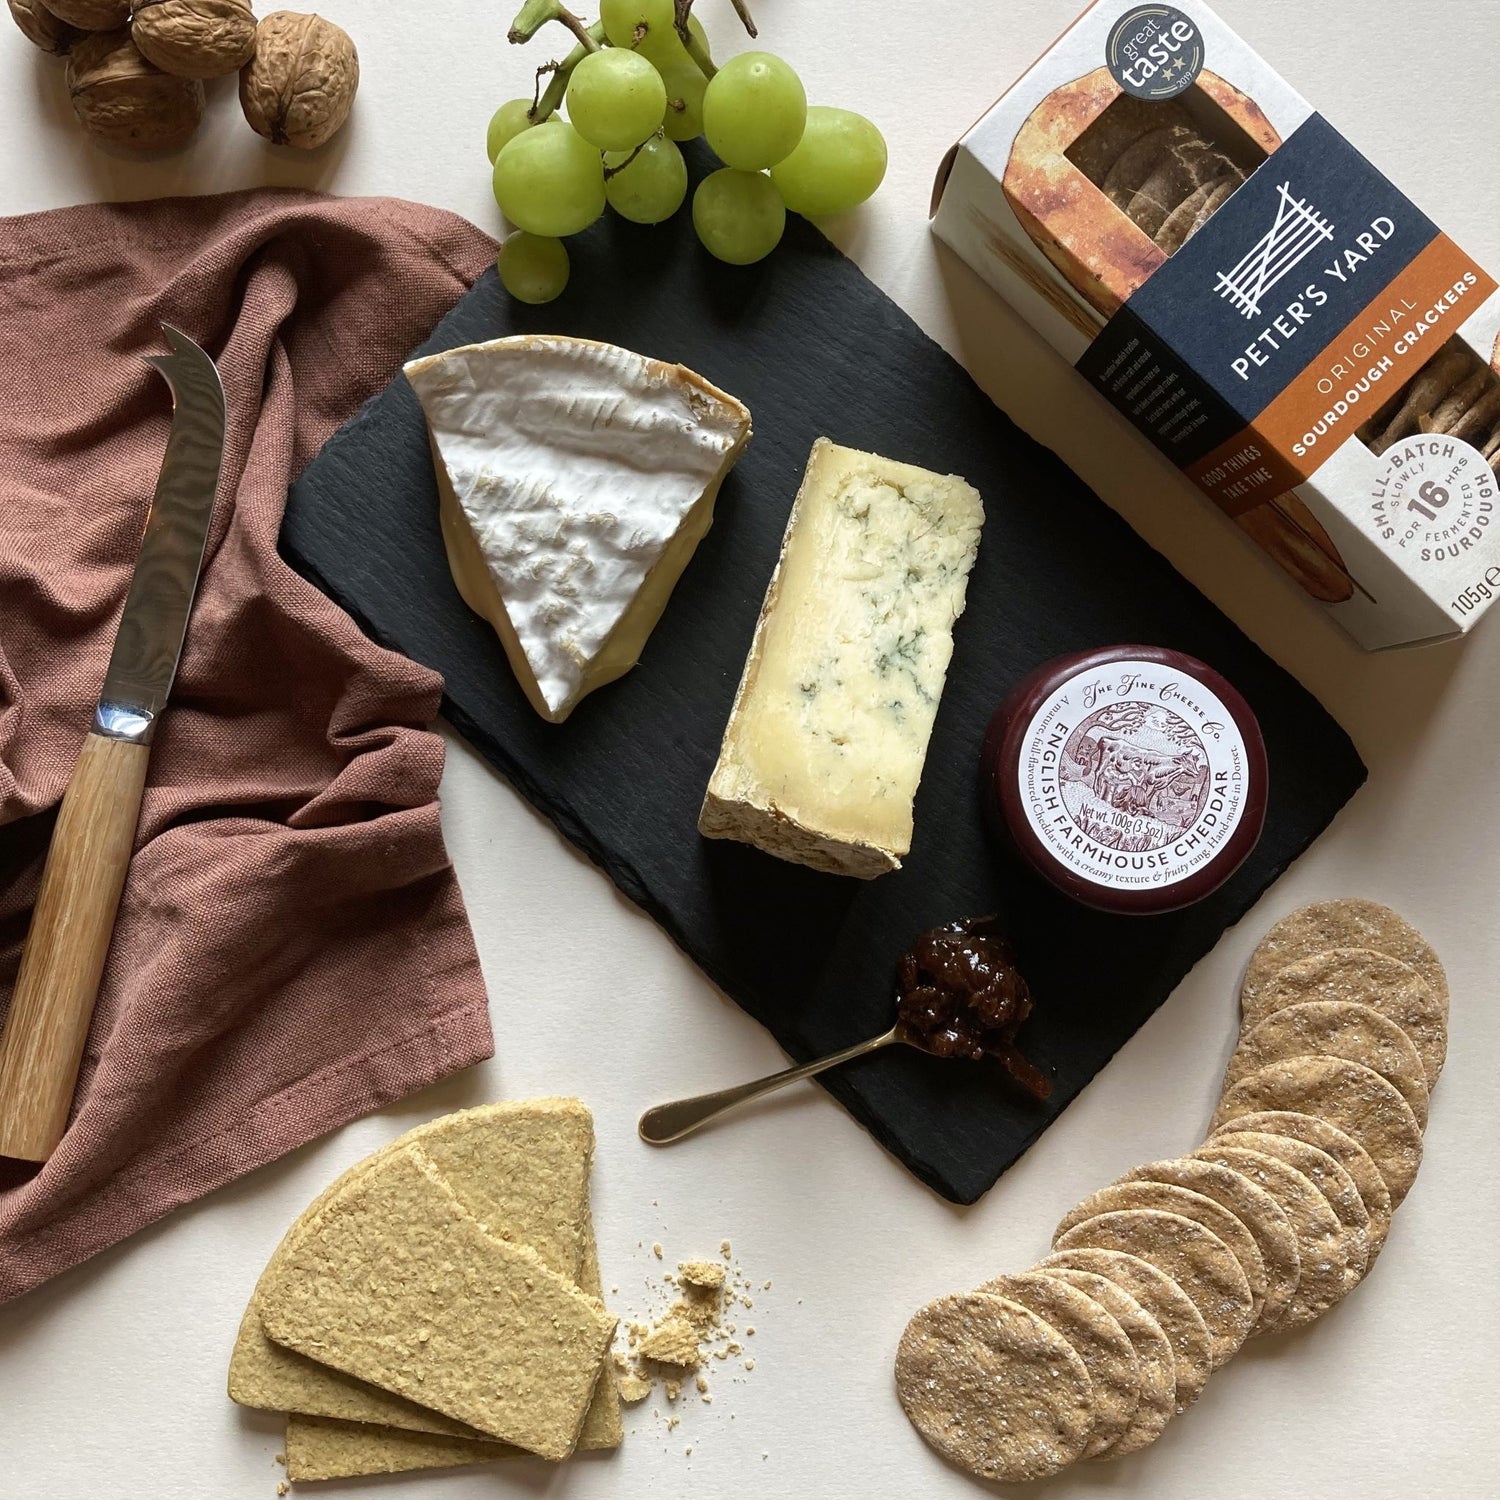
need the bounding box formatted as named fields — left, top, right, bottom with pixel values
left=281, top=195, right=1366, bottom=1205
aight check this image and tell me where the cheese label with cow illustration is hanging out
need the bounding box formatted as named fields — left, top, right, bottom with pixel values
left=1016, top=657, right=1252, bottom=894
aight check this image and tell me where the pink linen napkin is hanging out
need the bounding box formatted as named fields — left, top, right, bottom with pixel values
left=0, top=188, right=499, bottom=1303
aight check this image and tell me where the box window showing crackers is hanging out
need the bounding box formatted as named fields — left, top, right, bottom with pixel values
left=932, top=1, right=1500, bottom=649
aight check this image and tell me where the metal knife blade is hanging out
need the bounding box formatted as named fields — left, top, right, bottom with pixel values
left=94, top=325, right=226, bottom=745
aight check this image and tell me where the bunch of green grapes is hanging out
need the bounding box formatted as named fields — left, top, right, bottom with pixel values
left=488, top=1, right=888, bottom=303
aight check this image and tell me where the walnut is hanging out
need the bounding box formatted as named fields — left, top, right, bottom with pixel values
left=132, top=0, right=257, bottom=79
left=239, top=10, right=357, bottom=149
left=35, top=0, right=128, bottom=27
left=66, top=27, right=204, bottom=151
left=7, top=0, right=81, bottom=54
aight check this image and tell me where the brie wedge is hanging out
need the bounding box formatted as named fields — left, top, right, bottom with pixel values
left=405, top=335, right=752, bottom=722
left=700, top=439, right=984, bottom=879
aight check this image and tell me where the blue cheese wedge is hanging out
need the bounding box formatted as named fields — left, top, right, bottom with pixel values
left=405, top=335, right=751, bottom=723
left=700, top=439, right=984, bottom=878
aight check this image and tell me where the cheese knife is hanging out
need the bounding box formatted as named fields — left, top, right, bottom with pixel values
left=0, top=326, right=226, bottom=1164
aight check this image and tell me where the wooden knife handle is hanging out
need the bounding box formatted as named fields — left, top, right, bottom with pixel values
left=0, top=732, right=150, bottom=1163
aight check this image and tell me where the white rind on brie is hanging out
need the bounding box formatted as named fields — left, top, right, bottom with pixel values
left=700, top=438, right=984, bottom=879
left=405, top=335, right=752, bottom=722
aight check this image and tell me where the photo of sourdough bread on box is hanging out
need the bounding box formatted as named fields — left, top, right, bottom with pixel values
left=932, top=0, right=1500, bottom=648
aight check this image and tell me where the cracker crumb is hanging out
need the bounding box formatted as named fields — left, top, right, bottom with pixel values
left=613, top=1235, right=761, bottom=1413
left=744, top=1358, right=755, bottom=1372
left=666, top=1415, right=679, bottom=1431
left=746, top=1326, right=756, bottom=1336
left=273, top=1454, right=286, bottom=1467
left=678, top=1259, right=726, bottom=1291
left=276, top=1485, right=289, bottom=1497
left=639, top=1314, right=702, bottom=1368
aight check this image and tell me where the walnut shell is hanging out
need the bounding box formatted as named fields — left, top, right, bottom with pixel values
left=37, top=0, right=127, bottom=27
left=7, top=0, right=81, bottom=53
left=239, top=10, right=357, bottom=149
left=66, top=28, right=204, bottom=151
left=132, top=0, right=257, bottom=79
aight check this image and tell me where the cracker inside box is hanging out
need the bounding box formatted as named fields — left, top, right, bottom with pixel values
left=934, top=0, right=1500, bottom=648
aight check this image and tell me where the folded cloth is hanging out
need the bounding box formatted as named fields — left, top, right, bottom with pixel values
left=0, top=189, right=499, bottom=1305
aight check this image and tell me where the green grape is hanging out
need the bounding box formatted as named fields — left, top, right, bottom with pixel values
left=702, top=51, right=806, bottom=171
left=601, top=0, right=706, bottom=67
left=636, top=12, right=708, bottom=68
left=486, top=98, right=536, bottom=164
left=769, top=105, right=887, bottom=216
left=692, top=168, right=785, bottom=265
left=497, top=233, right=570, bottom=304
left=492, top=122, right=606, bottom=237
left=599, top=0, right=673, bottom=50
left=565, top=47, right=668, bottom=152
left=604, top=136, right=688, bottom=224
left=657, top=59, right=706, bottom=142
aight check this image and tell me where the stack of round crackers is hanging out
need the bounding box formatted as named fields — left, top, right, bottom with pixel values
left=896, top=900, right=1447, bottom=1483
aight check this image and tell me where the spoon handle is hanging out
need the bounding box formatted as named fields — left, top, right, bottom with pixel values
left=638, top=1027, right=903, bottom=1145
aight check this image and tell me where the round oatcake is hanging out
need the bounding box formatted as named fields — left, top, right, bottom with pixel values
left=1053, top=1180, right=1268, bottom=1322
left=895, top=1292, right=1094, bottom=1482
left=1042, top=1268, right=1177, bottom=1459
left=1040, top=1247, right=1212, bottom=1412
left=1241, top=899, right=1447, bottom=1004
left=1212, top=1129, right=1369, bottom=1283
left=1241, top=946, right=1446, bottom=1087
left=1218, top=1109, right=1393, bottom=1263
left=1190, top=1142, right=1354, bottom=1328
left=977, top=1271, right=1140, bottom=1460
left=1122, top=1157, right=1301, bottom=1333
left=1213, top=1055, right=1423, bottom=1206
left=1053, top=1208, right=1253, bottom=1368
left=1225, top=1000, right=1429, bottom=1127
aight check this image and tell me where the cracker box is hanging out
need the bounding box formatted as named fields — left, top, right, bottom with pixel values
left=932, top=0, right=1500, bottom=648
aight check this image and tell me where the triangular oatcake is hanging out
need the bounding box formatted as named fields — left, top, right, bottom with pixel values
left=256, top=1144, right=614, bottom=1459
left=229, top=1099, right=614, bottom=1443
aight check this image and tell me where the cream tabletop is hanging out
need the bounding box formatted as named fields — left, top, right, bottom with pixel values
left=0, top=2, right=1496, bottom=1496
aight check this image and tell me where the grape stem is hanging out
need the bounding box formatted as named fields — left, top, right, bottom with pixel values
left=602, top=135, right=656, bottom=180
left=528, top=18, right=605, bottom=121
left=671, top=0, right=717, bottom=78
left=508, top=0, right=597, bottom=52
left=728, top=0, right=758, bottom=37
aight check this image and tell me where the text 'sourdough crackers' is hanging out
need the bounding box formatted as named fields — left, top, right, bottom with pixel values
left=933, top=1, right=1500, bottom=648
